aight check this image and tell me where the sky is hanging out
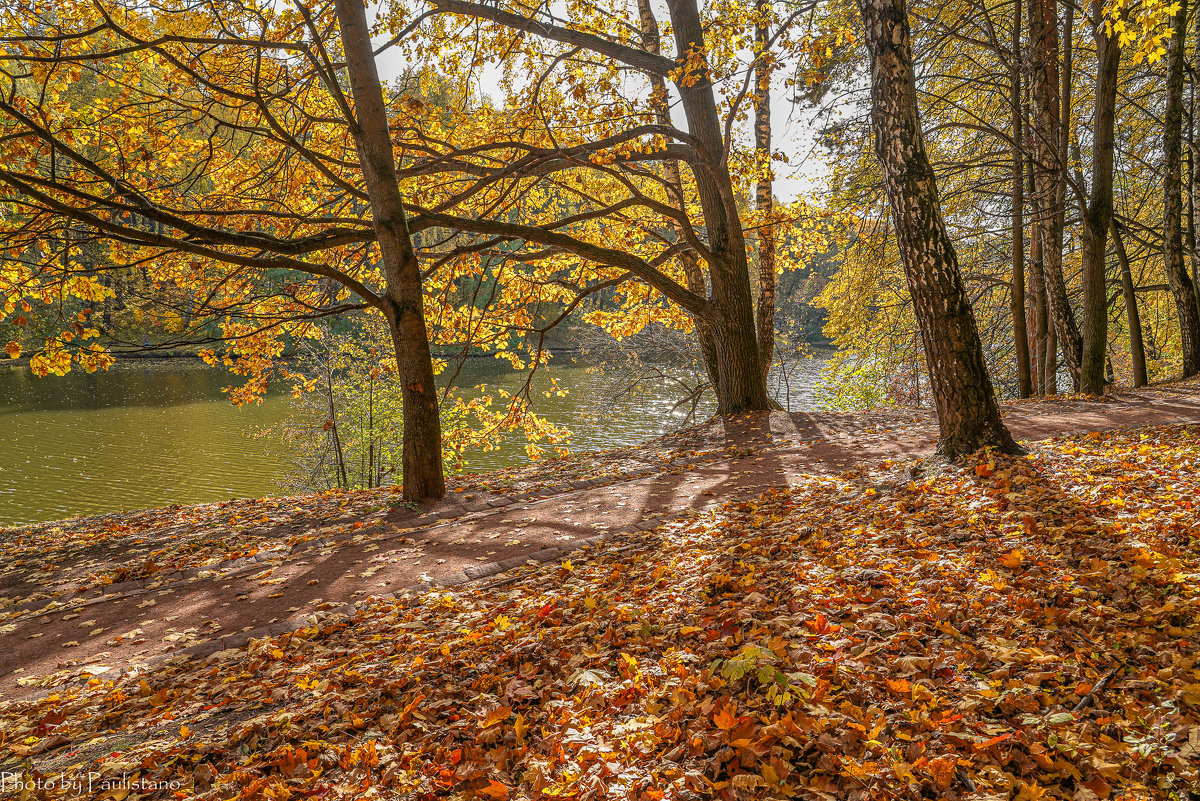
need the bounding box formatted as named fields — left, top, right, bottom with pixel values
left=371, top=1, right=833, bottom=203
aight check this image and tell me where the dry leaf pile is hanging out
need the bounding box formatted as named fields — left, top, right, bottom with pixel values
left=1, top=424, right=1197, bottom=800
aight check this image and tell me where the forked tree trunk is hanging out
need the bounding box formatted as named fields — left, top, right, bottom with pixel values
left=754, top=0, right=777, bottom=381
left=1078, top=0, right=1120, bottom=395
left=1163, top=0, right=1200, bottom=377
left=1028, top=0, right=1082, bottom=386
left=634, top=0, right=721, bottom=393
left=334, top=0, right=446, bottom=501
left=856, top=0, right=1018, bottom=456
left=665, top=0, right=771, bottom=412
left=1011, top=0, right=1033, bottom=398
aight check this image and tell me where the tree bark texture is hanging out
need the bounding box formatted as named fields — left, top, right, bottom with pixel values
left=634, top=0, right=722, bottom=393
left=1028, top=0, right=1082, bottom=385
left=665, top=0, right=772, bottom=412
left=1111, top=219, right=1148, bottom=386
left=856, top=0, right=1018, bottom=456
left=1077, top=0, right=1120, bottom=394
left=754, top=0, right=777, bottom=381
left=334, top=0, right=446, bottom=501
left=1193, top=6, right=1200, bottom=307
left=1163, top=0, right=1200, bottom=377
left=1011, top=0, right=1033, bottom=398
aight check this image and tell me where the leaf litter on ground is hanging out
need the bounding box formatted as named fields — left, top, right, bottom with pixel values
left=0, top=424, right=1197, bottom=800
left=0, top=429, right=747, bottom=621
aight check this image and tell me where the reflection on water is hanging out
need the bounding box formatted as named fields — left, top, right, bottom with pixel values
left=0, top=362, right=292, bottom=527
left=0, top=352, right=826, bottom=526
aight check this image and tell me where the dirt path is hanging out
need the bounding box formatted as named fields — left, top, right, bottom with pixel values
left=3, top=383, right=1199, bottom=700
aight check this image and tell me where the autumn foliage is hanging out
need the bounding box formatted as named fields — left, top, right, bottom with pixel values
left=2, top=424, right=1198, bottom=799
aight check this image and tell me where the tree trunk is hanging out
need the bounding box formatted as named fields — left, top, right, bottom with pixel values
left=1193, top=5, right=1200, bottom=309
left=1111, top=219, right=1148, bottom=386
left=1011, top=0, right=1033, bottom=398
left=1028, top=0, right=1082, bottom=384
left=1188, top=64, right=1196, bottom=291
left=1193, top=6, right=1200, bottom=316
left=855, top=0, right=1018, bottom=456
left=754, top=0, right=777, bottom=381
left=1163, top=0, right=1200, bottom=377
left=1026, top=134, right=1050, bottom=394
left=1045, top=305, right=1058, bottom=393
left=665, top=0, right=771, bottom=412
left=1077, top=0, right=1120, bottom=395
left=334, top=0, right=446, bottom=501
left=634, top=0, right=722, bottom=393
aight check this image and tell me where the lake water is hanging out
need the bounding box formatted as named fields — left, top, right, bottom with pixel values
left=0, top=352, right=827, bottom=526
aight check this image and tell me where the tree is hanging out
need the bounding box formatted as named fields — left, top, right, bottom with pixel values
left=394, top=0, right=824, bottom=413
left=333, top=0, right=444, bottom=499
left=0, top=1, right=450, bottom=500
left=1028, top=0, right=1083, bottom=386
left=753, top=0, right=778, bottom=381
left=1162, top=0, right=1200, bottom=377
left=1077, top=0, right=1122, bottom=394
left=1010, top=0, right=1033, bottom=398
left=854, top=0, right=1018, bottom=455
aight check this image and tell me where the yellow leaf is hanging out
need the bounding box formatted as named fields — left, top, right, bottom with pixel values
left=482, top=706, right=512, bottom=728
left=1000, top=549, right=1024, bottom=569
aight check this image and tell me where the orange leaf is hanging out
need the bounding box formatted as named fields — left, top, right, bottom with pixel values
left=714, top=704, right=739, bottom=730
left=478, top=779, right=509, bottom=800
left=999, top=550, right=1024, bottom=569
left=1081, top=776, right=1111, bottom=799
left=973, top=732, right=1013, bottom=750
left=926, top=755, right=957, bottom=790
left=886, top=678, right=911, bottom=694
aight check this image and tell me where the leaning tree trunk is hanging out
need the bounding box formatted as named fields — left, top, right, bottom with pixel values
left=1028, top=0, right=1082, bottom=386
left=1077, top=0, right=1120, bottom=395
left=1163, top=0, right=1200, bottom=378
left=1112, top=219, right=1148, bottom=386
left=334, top=0, right=446, bottom=501
left=666, top=0, right=771, bottom=412
left=634, top=0, right=721, bottom=393
left=754, top=0, right=777, bottom=381
left=856, top=0, right=1019, bottom=456
left=1011, top=0, right=1033, bottom=398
